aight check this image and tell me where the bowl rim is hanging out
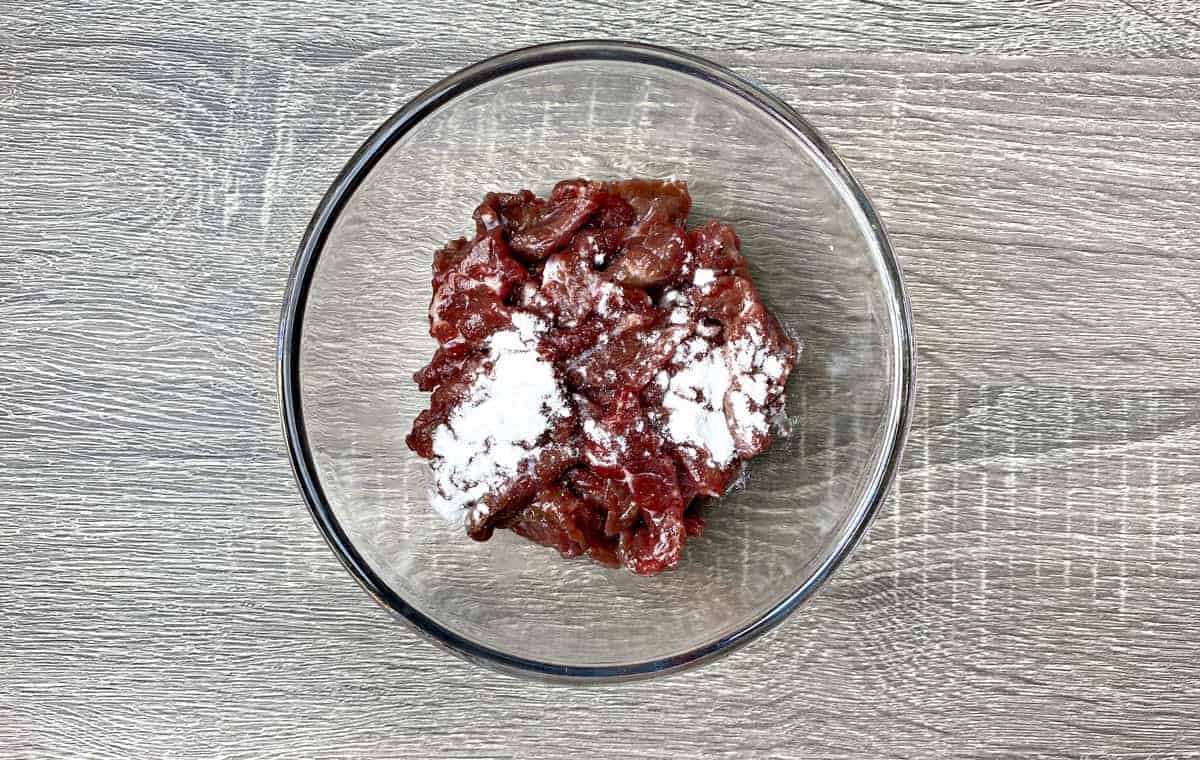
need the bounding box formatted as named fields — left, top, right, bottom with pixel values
left=277, top=39, right=916, bottom=683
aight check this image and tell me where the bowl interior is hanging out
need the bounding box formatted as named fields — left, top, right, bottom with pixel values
left=296, top=54, right=905, bottom=672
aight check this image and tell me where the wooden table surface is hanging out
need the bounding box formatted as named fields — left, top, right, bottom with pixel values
left=5, top=2, right=1199, bottom=757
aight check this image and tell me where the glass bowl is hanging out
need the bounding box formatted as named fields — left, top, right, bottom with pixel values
left=278, top=40, right=915, bottom=682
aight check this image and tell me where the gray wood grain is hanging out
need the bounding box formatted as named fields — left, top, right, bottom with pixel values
left=3, top=2, right=1200, bottom=758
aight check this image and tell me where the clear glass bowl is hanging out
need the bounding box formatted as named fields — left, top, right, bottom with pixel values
left=278, top=41, right=915, bottom=681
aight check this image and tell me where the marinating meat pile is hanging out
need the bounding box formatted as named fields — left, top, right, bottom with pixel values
left=407, top=178, right=798, bottom=575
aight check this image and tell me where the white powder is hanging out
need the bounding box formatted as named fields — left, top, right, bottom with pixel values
left=582, top=417, right=627, bottom=469
left=542, top=256, right=565, bottom=282
left=693, top=268, right=717, bottom=287
left=761, top=354, right=784, bottom=380
left=662, top=339, right=738, bottom=466
left=661, top=326, right=789, bottom=466
left=596, top=282, right=622, bottom=318
left=429, top=312, right=568, bottom=522
left=728, top=372, right=770, bottom=440
left=677, top=336, right=708, bottom=362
